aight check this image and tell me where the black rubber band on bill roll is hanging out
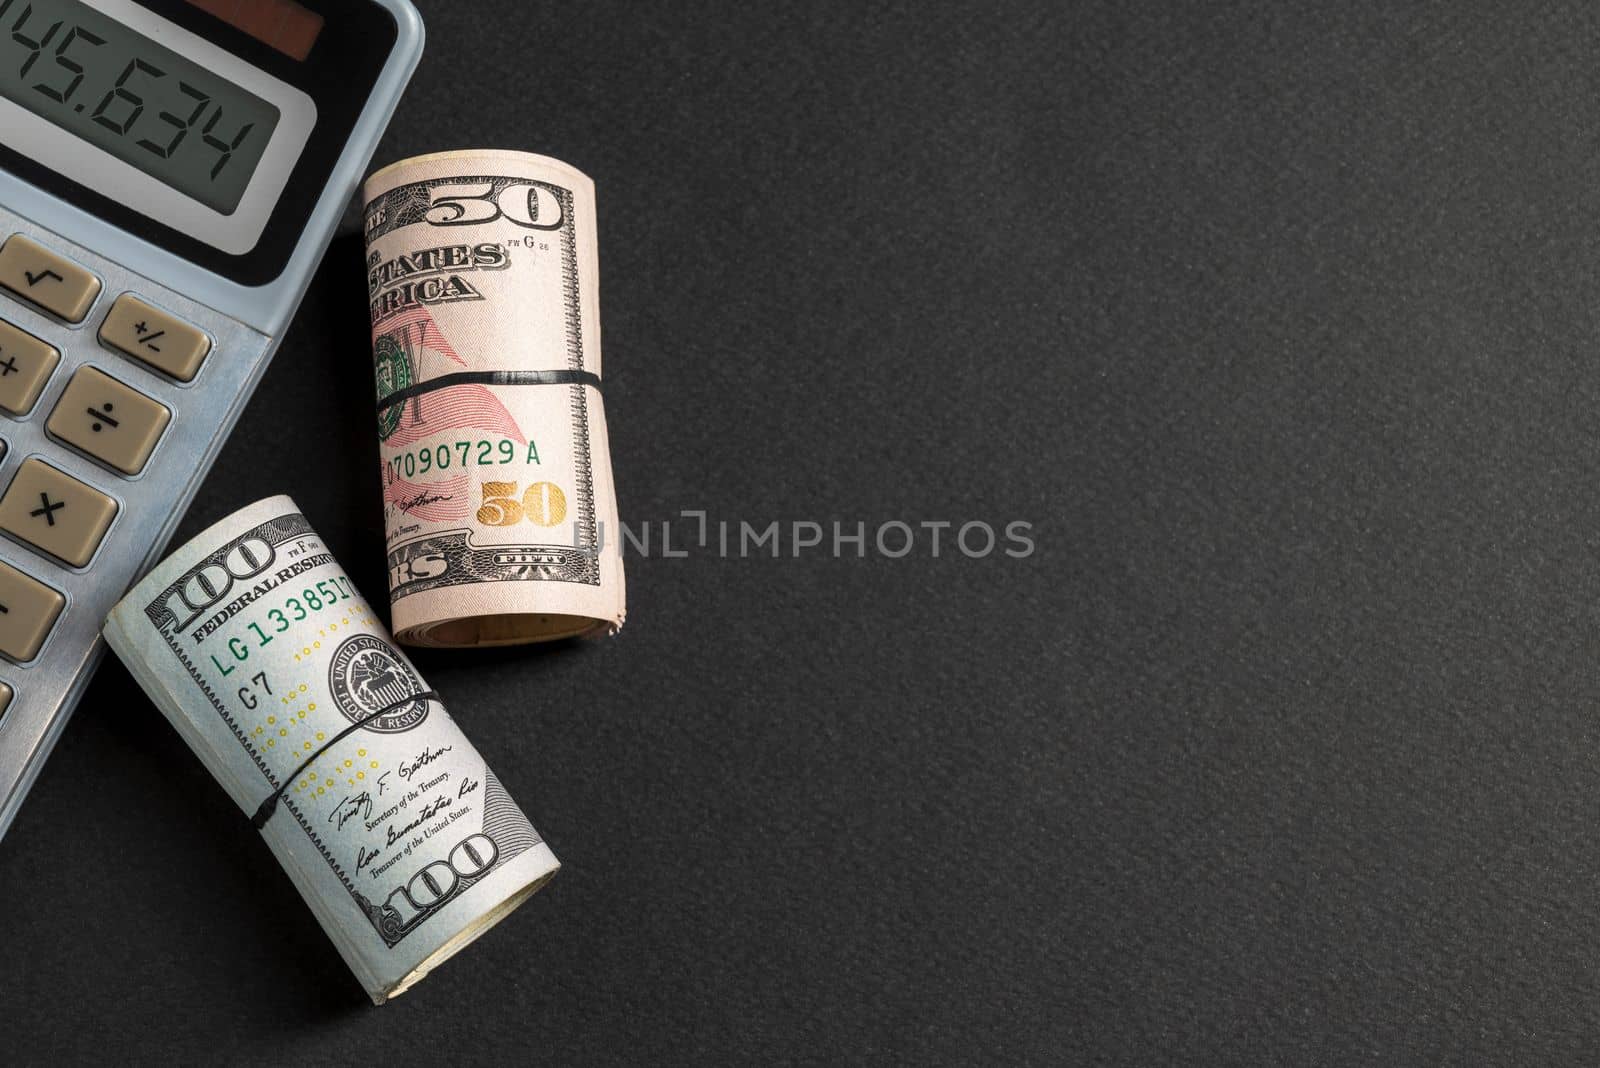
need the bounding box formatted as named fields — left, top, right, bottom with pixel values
left=250, top=690, right=442, bottom=831
left=376, top=370, right=603, bottom=413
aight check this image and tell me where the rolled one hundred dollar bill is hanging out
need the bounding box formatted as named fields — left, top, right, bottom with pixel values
left=103, top=496, right=560, bottom=1005
left=362, top=150, right=625, bottom=647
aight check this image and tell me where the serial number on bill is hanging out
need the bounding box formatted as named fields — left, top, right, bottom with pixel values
left=386, top=438, right=546, bottom=479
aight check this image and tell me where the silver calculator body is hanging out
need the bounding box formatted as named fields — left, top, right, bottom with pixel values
left=0, top=0, right=423, bottom=840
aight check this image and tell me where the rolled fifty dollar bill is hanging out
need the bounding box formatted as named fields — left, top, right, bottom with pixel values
left=362, top=150, right=625, bottom=647
left=103, top=496, right=560, bottom=1004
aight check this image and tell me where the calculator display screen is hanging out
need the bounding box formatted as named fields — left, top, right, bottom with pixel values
left=0, top=0, right=396, bottom=282
left=0, top=0, right=281, bottom=214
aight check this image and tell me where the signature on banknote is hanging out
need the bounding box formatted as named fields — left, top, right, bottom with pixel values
left=393, top=491, right=453, bottom=514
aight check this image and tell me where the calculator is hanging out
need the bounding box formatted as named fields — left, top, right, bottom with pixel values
left=0, top=0, right=423, bottom=841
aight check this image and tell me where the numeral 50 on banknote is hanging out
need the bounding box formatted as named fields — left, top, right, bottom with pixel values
left=477, top=480, right=567, bottom=527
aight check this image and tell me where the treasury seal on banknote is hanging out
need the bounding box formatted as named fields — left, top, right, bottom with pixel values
left=373, top=332, right=414, bottom=443
left=328, top=634, right=430, bottom=732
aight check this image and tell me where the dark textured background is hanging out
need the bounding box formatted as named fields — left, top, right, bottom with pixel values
left=38, top=0, right=1600, bottom=1061
left=2, top=0, right=1067, bottom=1063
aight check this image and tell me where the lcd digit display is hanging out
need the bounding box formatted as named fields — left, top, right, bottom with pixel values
left=0, top=0, right=282, bottom=214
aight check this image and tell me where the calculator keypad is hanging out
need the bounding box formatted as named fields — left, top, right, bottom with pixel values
left=0, top=560, right=65, bottom=663
left=0, top=320, right=61, bottom=416
left=0, top=235, right=102, bottom=324
left=0, top=213, right=278, bottom=840
left=0, top=227, right=213, bottom=671
left=100, top=294, right=212, bottom=382
left=47, top=368, right=171, bottom=476
left=0, top=458, right=119, bottom=569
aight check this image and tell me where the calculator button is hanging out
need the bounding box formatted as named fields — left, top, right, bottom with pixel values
left=0, top=319, right=60, bottom=416
left=47, top=368, right=171, bottom=476
left=0, top=235, right=101, bottom=324
left=0, top=561, right=65, bottom=662
left=0, top=459, right=118, bottom=568
left=100, top=295, right=211, bottom=381
left=0, top=682, right=11, bottom=718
